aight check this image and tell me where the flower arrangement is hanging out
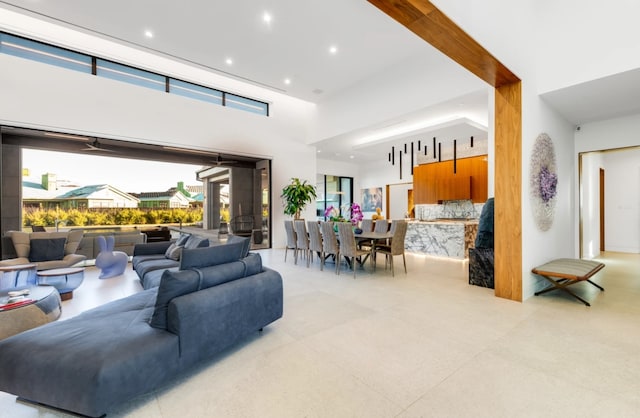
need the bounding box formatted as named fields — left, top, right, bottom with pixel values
left=349, top=202, right=363, bottom=225
left=324, top=205, right=346, bottom=223
left=324, top=203, right=364, bottom=225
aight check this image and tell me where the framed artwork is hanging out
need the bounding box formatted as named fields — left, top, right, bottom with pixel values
left=361, top=187, right=383, bottom=211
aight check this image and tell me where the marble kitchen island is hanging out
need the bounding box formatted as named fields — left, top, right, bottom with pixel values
left=405, top=219, right=479, bottom=259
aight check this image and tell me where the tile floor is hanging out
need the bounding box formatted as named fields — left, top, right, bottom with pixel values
left=0, top=250, right=639, bottom=417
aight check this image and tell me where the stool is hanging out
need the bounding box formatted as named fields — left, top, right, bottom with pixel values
left=532, top=258, right=605, bottom=306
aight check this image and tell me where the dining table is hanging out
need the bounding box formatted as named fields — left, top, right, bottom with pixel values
left=354, top=230, right=394, bottom=266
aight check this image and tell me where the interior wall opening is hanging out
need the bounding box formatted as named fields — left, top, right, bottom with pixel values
left=0, top=125, right=272, bottom=251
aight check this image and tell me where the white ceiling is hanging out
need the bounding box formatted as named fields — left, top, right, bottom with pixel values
left=1, top=0, right=636, bottom=162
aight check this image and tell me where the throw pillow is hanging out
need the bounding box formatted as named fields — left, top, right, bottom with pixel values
left=28, top=238, right=67, bottom=262
left=179, top=241, right=246, bottom=270
left=226, top=235, right=251, bottom=258
left=175, top=233, right=191, bottom=247
left=150, top=269, right=201, bottom=329
left=164, top=243, right=183, bottom=261
left=240, top=252, right=263, bottom=277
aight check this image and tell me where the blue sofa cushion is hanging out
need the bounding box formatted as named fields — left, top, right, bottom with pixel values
left=150, top=269, right=201, bottom=329
left=141, top=266, right=179, bottom=290
left=226, top=235, right=251, bottom=258
left=29, top=237, right=67, bottom=262
left=179, top=241, right=245, bottom=270
left=184, top=235, right=209, bottom=249
left=194, top=253, right=262, bottom=289
left=135, top=258, right=180, bottom=279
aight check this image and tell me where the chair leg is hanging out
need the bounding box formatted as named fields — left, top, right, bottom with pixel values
left=390, top=256, right=394, bottom=277
left=402, top=253, right=407, bottom=274
left=352, top=257, right=356, bottom=279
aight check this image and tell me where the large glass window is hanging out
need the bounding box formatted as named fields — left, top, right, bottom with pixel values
left=169, top=78, right=223, bottom=105
left=0, top=33, right=91, bottom=73
left=316, top=174, right=353, bottom=220
left=225, top=93, right=269, bottom=116
left=96, top=59, right=165, bottom=91
left=1, top=31, right=269, bottom=117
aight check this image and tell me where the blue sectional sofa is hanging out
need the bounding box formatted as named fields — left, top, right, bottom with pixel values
left=0, top=237, right=283, bottom=417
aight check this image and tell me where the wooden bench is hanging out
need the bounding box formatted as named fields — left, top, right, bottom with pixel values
left=532, top=258, right=605, bottom=306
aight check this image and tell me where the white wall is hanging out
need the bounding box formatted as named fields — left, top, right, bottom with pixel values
left=602, top=149, right=640, bottom=253
left=358, top=157, right=409, bottom=219
left=580, top=152, right=603, bottom=259
left=535, top=1, right=640, bottom=94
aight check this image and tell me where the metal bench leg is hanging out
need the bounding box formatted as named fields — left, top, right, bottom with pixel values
left=535, top=276, right=592, bottom=306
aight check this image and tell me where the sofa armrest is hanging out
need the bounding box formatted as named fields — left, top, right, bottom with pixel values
left=133, top=241, right=174, bottom=256
left=0, top=257, right=30, bottom=267
left=167, top=268, right=283, bottom=364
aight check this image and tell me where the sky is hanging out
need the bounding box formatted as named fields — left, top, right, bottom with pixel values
left=23, top=149, right=204, bottom=193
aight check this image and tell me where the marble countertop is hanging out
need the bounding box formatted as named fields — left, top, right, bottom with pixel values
left=409, top=219, right=479, bottom=225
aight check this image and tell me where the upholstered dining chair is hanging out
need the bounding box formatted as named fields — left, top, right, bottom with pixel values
left=373, top=219, right=389, bottom=233
left=284, top=220, right=297, bottom=263
left=360, top=219, right=373, bottom=233
left=374, top=220, right=408, bottom=276
left=293, top=220, right=310, bottom=267
left=320, top=221, right=340, bottom=274
left=307, top=221, right=323, bottom=268
left=337, top=222, right=371, bottom=278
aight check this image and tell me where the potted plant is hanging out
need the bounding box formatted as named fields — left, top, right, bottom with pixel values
left=281, top=178, right=317, bottom=220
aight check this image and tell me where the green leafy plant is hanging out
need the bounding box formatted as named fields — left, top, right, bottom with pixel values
left=281, top=177, right=317, bottom=219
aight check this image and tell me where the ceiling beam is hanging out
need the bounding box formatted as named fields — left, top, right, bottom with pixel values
left=367, top=0, right=519, bottom=87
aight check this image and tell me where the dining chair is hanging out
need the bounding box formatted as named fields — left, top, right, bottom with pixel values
left=307, top=220, right=323, bottom=268
left=284, top=220, right=297, bottom=263
left=294, top=220, right=311, bottom=267
left=374, top=220, right=408, bottom=276
left=373, top=219, right=389, bottom=233
left=360, top=219, right=373, bottom=233
left=320, top=221, right=340, bottom=274
left=337, top=222, right=371, bottom=278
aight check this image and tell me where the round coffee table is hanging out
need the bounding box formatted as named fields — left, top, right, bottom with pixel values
left=37, top=267, right=85, bottom=301
left=0, top=263, right=37, bottom=290
left=0, top=286, right=62, bottom=340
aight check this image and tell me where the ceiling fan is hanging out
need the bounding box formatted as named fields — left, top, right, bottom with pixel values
left=82, top=139, right=117, bottom=153
left=211, top=155, right=237, bottom=166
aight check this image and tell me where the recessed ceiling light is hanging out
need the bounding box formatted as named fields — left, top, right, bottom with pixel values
left=349, top=155, right=355, bottom=159
left=329, top=45, right=338, bottom=54
left=144, top=30, right=153, bottom=38
left=263, top=12, right=272, bottom=23
left=225, top=58, right=233, bottom=65
left=284, top=78, right=291, bottom=85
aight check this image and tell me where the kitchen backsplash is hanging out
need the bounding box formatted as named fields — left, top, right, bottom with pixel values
left=414, top=199, right=485, bottom=221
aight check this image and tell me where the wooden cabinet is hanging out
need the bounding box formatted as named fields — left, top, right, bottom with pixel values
left=413, top=155, right=487, bottom=204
